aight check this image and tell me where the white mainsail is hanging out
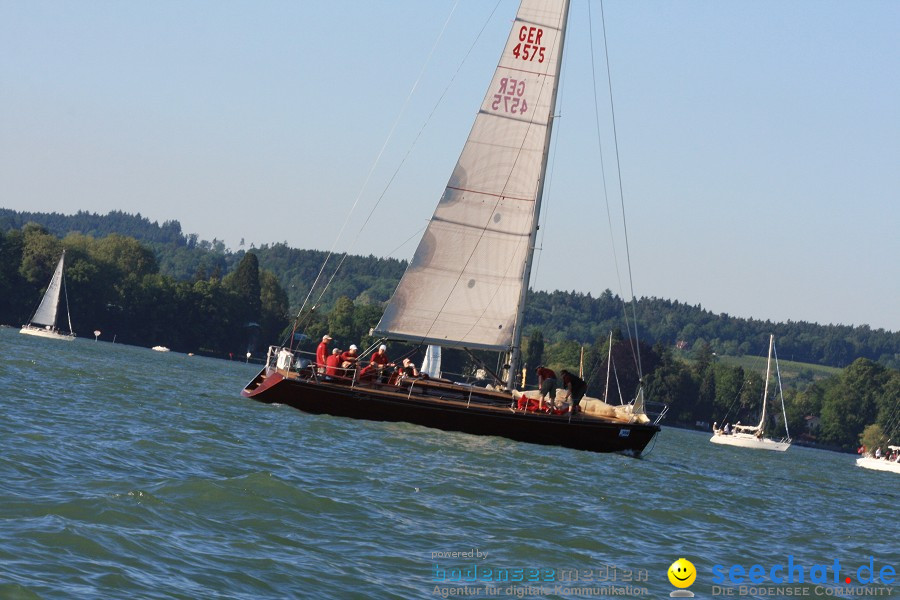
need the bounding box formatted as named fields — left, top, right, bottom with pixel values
left=30, top=251, right=66, bottom=327
left=375, top=0, right=569, bottom=351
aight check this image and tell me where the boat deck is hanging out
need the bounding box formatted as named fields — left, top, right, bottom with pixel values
left=250, top=366, right=638, bottom=425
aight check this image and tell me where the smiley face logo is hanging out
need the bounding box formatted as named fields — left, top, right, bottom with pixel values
left=668, top=558, right=696, bottom=588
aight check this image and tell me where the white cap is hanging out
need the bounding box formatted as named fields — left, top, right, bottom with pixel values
left=349, top=344, right=358, bottom=351
left=379, top=344, right=387, bottom=351
left=322, top=335, right=332, bottom=341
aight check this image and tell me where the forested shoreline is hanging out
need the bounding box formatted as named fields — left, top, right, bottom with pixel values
left=2, top=209, right=897, bottom=451
left=3, top=208, right=897, bottom=369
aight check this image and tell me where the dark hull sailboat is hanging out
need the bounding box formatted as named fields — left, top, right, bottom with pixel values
left=241, top=0, right=665, bottom=456
left=242, top=366, right=660, bottom=455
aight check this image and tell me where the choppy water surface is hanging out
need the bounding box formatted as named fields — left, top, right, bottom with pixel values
left=1, top=328, right=897, bottom=599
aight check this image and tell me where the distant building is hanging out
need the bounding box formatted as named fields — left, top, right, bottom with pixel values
left=805, top=415, right=821, bottom=434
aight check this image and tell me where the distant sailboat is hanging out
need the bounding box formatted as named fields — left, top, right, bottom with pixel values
left=710, top=334, right=790, bottom=451
left=20, top=250, right=76, bottom=342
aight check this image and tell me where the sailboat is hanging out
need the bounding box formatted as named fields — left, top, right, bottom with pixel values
left=710, top=334, right=791, bottom=451
left=20, top=250, right=76, bottom=342
left=242, top=0, right=664, bottom=455
left=856, top=445, right=900, bottom=474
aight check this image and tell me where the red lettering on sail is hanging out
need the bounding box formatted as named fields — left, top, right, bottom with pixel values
left=514, top=26, right=545, bottom=63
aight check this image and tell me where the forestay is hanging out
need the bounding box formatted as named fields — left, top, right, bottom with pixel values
left=375, top=0, right=568, bottom=351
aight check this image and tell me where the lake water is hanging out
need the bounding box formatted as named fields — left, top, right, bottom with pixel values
left=1, top=327, right=897, bottom=599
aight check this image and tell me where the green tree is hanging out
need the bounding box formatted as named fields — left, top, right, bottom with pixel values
left=644, top=343, right=697, bottom=423
left=0, top=229, right=27, bottom=323
left=327, top=296, right=356, bottom=345
left=93, top=233, right=158, bottom=278
left=259, top=269, right=289, bottom=345
left=819, top=358, right=886, bottom=450
left=859, top=424, right=887, bottom=455
left=224, top=252, right=262, bottom=326
left=522, top=329, right=545, bottom=385
left=19, top=223, right=62, bottom=285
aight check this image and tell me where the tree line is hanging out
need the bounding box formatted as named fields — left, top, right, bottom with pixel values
left=1, top=224, right=287, bottom=357
left=3, top=209, right=898, bottom=371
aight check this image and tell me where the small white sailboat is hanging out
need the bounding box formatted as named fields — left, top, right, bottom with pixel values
left=710, top=334, right=791, bottom=452
left=20, top=250, right=76, bottom=342
left=856, top=445, right=900, bottom=474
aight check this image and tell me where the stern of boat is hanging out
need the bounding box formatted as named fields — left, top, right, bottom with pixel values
left=241, top=345, right=290, bottom=399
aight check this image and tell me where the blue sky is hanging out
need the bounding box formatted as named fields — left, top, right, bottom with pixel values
left=2, top=1, right=899, bottom=332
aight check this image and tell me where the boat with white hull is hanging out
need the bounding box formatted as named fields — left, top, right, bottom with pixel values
left=857, top=445, right=900, bottom=474
left=20, top=250, right=76, bottom=342
left=711, top=334, right=791, bottom=452
left=856, top=457, right=900, bottom=474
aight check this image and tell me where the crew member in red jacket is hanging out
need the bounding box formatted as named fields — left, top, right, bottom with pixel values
left=325, top=348, right=342, bottom=378
left=340, top=344, right=359, bottom=376
left=316, top=334, right=332, bottom=373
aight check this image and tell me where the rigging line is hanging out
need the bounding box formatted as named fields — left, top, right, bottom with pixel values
left=599, top=0, right=643, bottom=379
left=531, top=29, right=569, bottom=286
left=882, top=402, right=900, bottom=437
left=62, top=253, right=73, bottom=333
left=588, top=0, right=635, bottom=376
left=587, top=0, right=625, bottom=317
left=720, top=376, right=751, bottom=424
left=385, top=225, right=427, bottom=260
left=773, top=343, right=791, bottom=439
left=292, top=0, right=463, bottom=327
left=310, top=0, right=504, bottom=329
left=614, top=361, right=625, bottom=404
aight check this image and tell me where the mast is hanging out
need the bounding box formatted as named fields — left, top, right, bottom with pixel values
left=62, top=251, right=74, bottom=334
left=604, top=331, right=613, bottom=403
left=758, top=334, right=774, bottom=431
left=507, top=0, right=571, bottom=389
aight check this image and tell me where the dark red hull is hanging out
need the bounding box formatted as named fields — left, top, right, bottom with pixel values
left=241, top=369, right=660, bottom=455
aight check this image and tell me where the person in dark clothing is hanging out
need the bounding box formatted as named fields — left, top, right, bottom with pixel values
left=560, top=369, right=587, bottom=413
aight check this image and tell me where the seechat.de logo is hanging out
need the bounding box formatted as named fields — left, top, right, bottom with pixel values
left=711, top=555, right=896, bottom=586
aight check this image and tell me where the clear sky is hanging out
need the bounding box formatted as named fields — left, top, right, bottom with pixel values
left=2, top=1, right=898, bottom=332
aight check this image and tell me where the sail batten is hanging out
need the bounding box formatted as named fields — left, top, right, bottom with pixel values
left=375, top=0, right=568, bottom=350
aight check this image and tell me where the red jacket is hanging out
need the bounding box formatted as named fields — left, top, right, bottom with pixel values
left=536, top=367, right=556, bottom=382
left=316, top=341, right=329, bottom=367
left=325, top=353, right=342, bottom=376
